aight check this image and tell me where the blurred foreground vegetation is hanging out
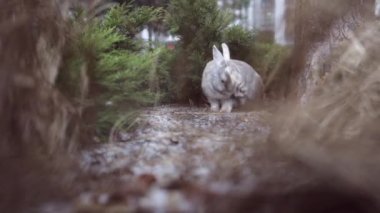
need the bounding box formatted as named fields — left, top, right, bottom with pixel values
left=1, top=0, right=379, bottom=212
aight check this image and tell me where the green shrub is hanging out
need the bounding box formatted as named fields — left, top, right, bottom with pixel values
left=166, top=0, right=233, bottom=102
left=57, top=4, right=172, bottom=141
left=222, top=25, right=255, bottom=61
left=97, top=47, right=172, bottom=106
left=251, top=42, right=291, bottom=97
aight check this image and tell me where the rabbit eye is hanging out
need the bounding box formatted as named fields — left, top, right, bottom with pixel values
left=237, top=85, right=246, bottom=93
left=220, top=73, right=228, bottom=83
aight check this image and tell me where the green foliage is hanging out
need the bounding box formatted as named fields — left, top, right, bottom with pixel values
left=58, top=4, right=172, bottom=141
left=97, top=47, right=172, bottom=105
left=222, top=25, right=255, bottom=61
left=166, top=0, right=233, bottom=102
left=167, top=0, right=232, bottom=47
left=223, top=26, right=255, bottom=44
left=251, top=42, right=291, bottom=96
left=81, top=23, right=125, bottom=54
left=103, top=4, right=164, bottom=49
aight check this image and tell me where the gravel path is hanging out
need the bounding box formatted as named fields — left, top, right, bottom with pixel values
left=75, top=106, right=271, bottom=212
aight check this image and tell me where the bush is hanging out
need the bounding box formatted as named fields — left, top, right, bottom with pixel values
left=57, top=4, right=172, bottom=141
left=222, top=25, right=255, bottom=61
left=251, top=42, right=291, bottom=98
left=166, top=0, right=232, bottom=102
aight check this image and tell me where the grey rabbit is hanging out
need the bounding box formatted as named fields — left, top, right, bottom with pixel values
left=201, top=43, right=263, bottom=112
left=221, top=43, right=263, bottom=107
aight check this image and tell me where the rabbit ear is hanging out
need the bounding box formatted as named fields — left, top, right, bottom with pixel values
left=212, top=45, right=224, bottom=64
left=221, top=43, right=230, bottom=60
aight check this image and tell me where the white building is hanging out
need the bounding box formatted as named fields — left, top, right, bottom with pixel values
left=218, top=0, right=292, bottom=45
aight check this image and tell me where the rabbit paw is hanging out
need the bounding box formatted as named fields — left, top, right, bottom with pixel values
left=220, top=100, right=234, bottom=112
left=210, top=101, right=220, bottom=112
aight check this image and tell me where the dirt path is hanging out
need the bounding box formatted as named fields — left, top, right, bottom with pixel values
left=72, top=106, right=271, bottom=212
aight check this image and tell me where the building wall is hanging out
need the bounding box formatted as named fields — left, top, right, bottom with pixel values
left=244, top=0, right=275, bottom=31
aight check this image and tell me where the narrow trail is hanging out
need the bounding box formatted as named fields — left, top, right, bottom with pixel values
left=74, top=106, right=275, bottom=212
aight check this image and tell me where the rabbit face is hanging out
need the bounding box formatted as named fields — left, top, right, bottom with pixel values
left=223, top=54, right=263, bottom=103
left=202, top=45, right=234, bottom=98
left=224, top=61, right=249, bottom=99
left=211, top=62, right=234, bottom=95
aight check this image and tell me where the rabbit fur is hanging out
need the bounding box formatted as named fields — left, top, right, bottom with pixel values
left=201, top=43, right=263, bottom=112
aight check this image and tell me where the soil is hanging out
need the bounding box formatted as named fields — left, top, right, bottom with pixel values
left=36, top=106, right=377, bottom=213
left=74, top=105, right=273, bottom=212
